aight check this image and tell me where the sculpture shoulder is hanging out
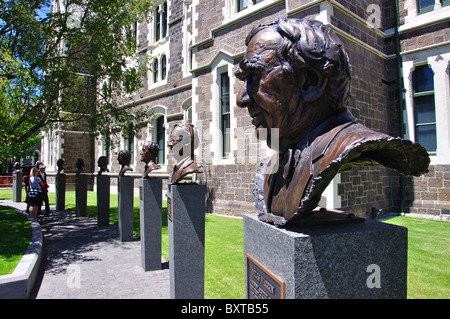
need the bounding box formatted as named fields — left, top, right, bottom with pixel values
left=170, top=158, right=204, bottom=184
left=316, top=122, right=429, bottom=176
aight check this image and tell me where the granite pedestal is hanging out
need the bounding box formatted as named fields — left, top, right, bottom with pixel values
left=97, top=175, right=110, bottom=226
left=118, top=176, right=134, bottom=242
left=168, top=184, right=206, bottom=299
left=13, top=172, right=22, bottom=203
left=55, top=173, right=66, bottom=211
left=139, top=178, right=162, bottom=271
left=244, top=213, right=407, bottom=299
left=75, top=174, right=87, bottom=217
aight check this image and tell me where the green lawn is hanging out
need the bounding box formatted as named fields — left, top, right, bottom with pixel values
left=0, top=206, right=32, bottom=275
left=1, top=189, right=448, bottom=299
left=383, top=216, right=450, bottom=299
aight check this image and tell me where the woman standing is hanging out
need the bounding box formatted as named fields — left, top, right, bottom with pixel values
left=28, top=167, right=45, bottom=220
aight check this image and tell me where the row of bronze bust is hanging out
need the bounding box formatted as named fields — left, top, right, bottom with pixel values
left=59, top=122, right=204, bottom=186
left=57, top=18, right=430, bottom=227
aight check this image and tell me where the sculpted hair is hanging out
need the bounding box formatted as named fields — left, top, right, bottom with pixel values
left=118, top=150, right=131, bottom=163
left=246, top=18, right=351, bottom=111
left=144, top=141, right=160, bottom=158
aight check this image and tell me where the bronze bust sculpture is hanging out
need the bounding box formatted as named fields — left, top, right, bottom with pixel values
left=118, top=150, right=133, bottom=176
left=168, top=122, right=204, bottom=184
left=140, top=141, right=161, bottom=178
left=97, top=156, right=109, bottom=175
left=236, top=18, right=430, bottom=226
left=13, top=162, right=20, bottom=173
left=75, top=158, right=84, bottom=175
left=56, top=159, right=64, bottom=174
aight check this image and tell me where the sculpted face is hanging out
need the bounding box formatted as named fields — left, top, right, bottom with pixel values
left=140, top=144, right=152, bottom=164
left=236, top=28, right=301, bottom=145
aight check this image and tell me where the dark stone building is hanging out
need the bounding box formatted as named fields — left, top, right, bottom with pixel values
left=44, top=0, right=450, bottom=218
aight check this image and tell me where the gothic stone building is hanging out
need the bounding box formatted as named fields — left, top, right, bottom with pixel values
left=42, top=0, right=450, bottom=218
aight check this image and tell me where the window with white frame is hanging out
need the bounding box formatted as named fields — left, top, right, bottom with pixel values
left=161, top=55, right=167, bottom=80
left=124, top=128, right=135, bottom=165
left=220, top=71, right=231, bottom=158
left=155, top=116, right=165, bottom=165
left=417, top=0, right=450, bottom=14
left=152, top=58, right=159, bottom=83
left=182, top=99, right=193, bottom=123
left=412, top=64, right=437, bottom=152
left=154, top=1, right=168, bottom=42
left=237, top=0, right=265, bottom=12
left=151, top=55, right=167, bottom=85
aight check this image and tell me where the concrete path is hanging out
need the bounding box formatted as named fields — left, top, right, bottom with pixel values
left=1, top=200, right=170, bottom=299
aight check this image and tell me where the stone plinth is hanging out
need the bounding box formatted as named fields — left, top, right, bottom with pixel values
left=13, top=172, right=22, bottom=203
left=97, top=175, right=110, bottom=226
left=118, top=176, right=134, bottom=242
left=55, top=173, right=66, bottom=211
left=244, top=213, right=407, bottom=299
left=168, top=184, right=206, bottom=299
left=139, top=178, right=162, bottom=271
left=75, top=174, right=87, bottom=217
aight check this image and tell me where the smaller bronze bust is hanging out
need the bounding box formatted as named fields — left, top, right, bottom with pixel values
left=168, top=122, right=203, bottom=184
left=13, top=162, right=21, bottom=173
left=75, top=158, right=84, bottom=175
left=97, top=156, right=109, bottom=176
left=140, top=141, right=161, bottom=178
left=118, top=150, right=133, bottom=176
left=56, top=159, right=64, bottom=174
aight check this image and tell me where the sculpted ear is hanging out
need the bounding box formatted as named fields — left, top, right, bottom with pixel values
left=301, top=68, right=328, bottom=102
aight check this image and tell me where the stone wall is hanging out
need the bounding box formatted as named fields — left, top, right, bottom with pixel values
left=405, top=165, right=450, bottom=214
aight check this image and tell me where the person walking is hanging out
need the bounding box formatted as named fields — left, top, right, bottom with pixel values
left=38, top=164, right=51, bottom=216
left=28, top=167, right=45, bottom=221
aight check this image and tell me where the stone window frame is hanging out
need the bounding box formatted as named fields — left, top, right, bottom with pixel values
left=149, top=52, right=169, bottom=88
left=401, top=0, right=450, bottom=29
left=222, top=0, right=277, bottom=23
left=210, top=59, right=237, bottom=165
left=153, top=1, right=168, bottom=43
left=411, top=63, right=437, bottom=153
left=402, top=52, right=450, bottom=165
left=417, top=0, right=450, bottom=14
left=148, top=106, right=168, bottom=167
left=219, top=71, right=231, bottom=159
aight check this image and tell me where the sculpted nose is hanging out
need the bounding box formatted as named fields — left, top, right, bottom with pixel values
left=237, top=85, right=251, bottom=109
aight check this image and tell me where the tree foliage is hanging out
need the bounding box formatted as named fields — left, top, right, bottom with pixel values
left=0, top=0, right=157, bottom=165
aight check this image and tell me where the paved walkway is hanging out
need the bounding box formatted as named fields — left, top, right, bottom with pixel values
left=1, top=200, right=170, bottom=299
